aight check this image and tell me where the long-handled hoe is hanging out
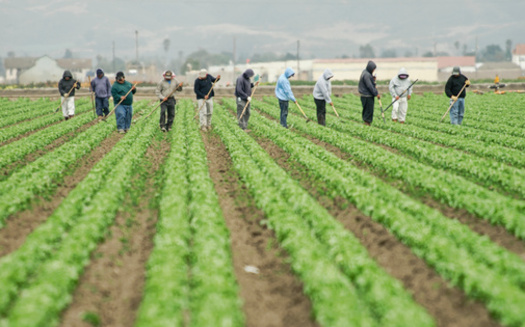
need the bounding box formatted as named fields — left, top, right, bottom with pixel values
left=238, top=80, right=260, bottom=121
left=295, top=101, right=311, bottom=123
left=103, top=82, right=139, bottom=122
left=382, top=79, right=419, bottom=119
left=54, top=82, right=79, bottom=113
left=331, top=103, right=340, bottom=118
left=146, top=82, right=183, bottom=119
left=378, top=98, right=385, bottom=123
left=440, top=82, right=467, bottom=122
left=87, top=76, right=96, bottom=118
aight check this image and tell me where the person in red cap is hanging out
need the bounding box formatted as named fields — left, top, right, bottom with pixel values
left=155, top=70, right=182, bottom=132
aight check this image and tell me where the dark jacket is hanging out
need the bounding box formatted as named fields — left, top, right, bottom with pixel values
left=358, top=61, right=378, bottom=97
left=445, top=74, right=469, bottom=98
left=111, top=80, right=136, bottom=106
left=194, top=75, right=219, bottom=99
left=58, top=70, right=81, bottom=97
left=235, top=69, right=255, bottom=101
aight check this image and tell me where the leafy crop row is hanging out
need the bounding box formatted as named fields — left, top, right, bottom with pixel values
left=0, top=103, right=159, bottom=327
left=0, top=102, right=93, bottom=144
left=336, top=93, right=525, bottom=152
left=251, top=99, right=525, bottom=326
left=215, top=101, right=435, bottom=326
left=289, top=96, right=525, bottom=199
left=0, top=101, right=148, bottom=226
left=0, top=102, right=156, bottom=318
left=136, top=100, right=244, bottom=327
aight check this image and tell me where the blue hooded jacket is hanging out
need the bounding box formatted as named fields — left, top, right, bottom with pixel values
left=275, top=67, right=296, bottom=102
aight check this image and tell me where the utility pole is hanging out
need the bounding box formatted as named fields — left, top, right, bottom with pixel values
left=135, top=30, right=139, bottom=62
left=297, top=40, right=300, bottom=80
left=233, top=36, right=236, bottom=82
left=112, top=41, right=116, bottom=73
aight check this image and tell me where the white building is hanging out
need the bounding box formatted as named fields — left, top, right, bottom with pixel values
left=512, top=44, right=525, bottom=70
left=4, top=56, right=92, bottom=84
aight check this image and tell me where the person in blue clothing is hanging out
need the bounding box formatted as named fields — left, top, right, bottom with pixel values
left=90, top=68, right=112, bottom=120
left=358, top=60, right=380, bottom=126
left=275, top=67, right=297, bottom=128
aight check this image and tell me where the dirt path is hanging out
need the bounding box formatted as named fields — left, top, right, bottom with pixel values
left=201, top=130, right=319, bottom=327
left=0, top=131, right=123, bottom=257
left=303, top=133, right=525, bottom=260
left=251, top=132, right=500, bottom=327
left=59, top=133, right=169, bottom=327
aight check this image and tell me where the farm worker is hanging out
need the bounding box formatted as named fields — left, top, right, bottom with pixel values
left=445, top=66, right=470, bottom=125
left=235, top=68, right=258, bottom=131
left=358, top=60, right=380, bottom=126
left=111, top=71, right=136, bottom=134
left=194, top=69, right=220, bottom=131
left=90, top=68, right=112, bottom=120
left=312, top=68, right=334, bottom=126
left=156, top=70, right=183, bottom=132
left=388, top=67, right=413, bottom=123
left=275, top=67, right=297, bottom=128
left=58, top=70, right=81, bottom=120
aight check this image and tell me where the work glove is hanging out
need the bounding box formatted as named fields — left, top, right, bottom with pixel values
left=254, top=74, right=260, bottom=83
left=465, top=80, right=471, bottom=86
left=329, top=102, right=333, bottom=106
left=451, top=95, right=458, bottom=101
left=247, top=96, right=252, bottom=102
left=407, top=95, right=411, bottom=100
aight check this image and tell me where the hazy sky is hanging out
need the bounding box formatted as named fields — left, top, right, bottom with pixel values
left=1, top=0, right=524, bottom=62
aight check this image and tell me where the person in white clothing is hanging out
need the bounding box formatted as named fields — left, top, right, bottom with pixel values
left=58, top=70, right=81, bottom=120
left=389, top=68, right=412, bottom=123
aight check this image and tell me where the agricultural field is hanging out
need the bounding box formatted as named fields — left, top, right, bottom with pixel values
left=0, top=91, right=524, bottom=327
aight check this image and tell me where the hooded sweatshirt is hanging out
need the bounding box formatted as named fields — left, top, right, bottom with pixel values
left=358, top=61, right=378, bottom=97
left=275, top=67, right=296, bottom=102
left=58, top=70, right=80, bottom=97
left=389, top=68, right=412, bottom=98
left=445, top=72, right=469, bottom=98
left=313, top=69, right=334, bottom=103
left=234, top=69, right=254, bottom=101
left=90, top=69, right=112, bottom=98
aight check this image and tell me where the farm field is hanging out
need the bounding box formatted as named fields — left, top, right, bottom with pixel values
left=0, top=92, right=525, bottom=327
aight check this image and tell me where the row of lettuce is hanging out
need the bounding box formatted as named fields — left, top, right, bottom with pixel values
left=2, top=93, right=525, bottom=326
left=224, top=98, right=525, bottom=326
left=0, top=101, right=158, bottom=326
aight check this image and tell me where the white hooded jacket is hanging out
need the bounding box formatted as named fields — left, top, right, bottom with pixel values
left=389, top=68, right=412, bottom=98
left=313, top=69, right=334, bottom=103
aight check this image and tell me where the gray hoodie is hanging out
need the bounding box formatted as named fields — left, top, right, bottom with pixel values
left=389, top=68, right=412, bottom=98
left=313, top=69, right=334, bottom=103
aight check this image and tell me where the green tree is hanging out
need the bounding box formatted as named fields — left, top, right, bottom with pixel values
left=359, top=44, right=375, bottom=58
left=380, top=49, right=397, bottom=58
left=479, top=44, right=505, bottom=62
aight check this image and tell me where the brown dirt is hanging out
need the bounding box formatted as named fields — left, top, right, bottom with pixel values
left=59, top=133, right=169, bottom=327
left=251, top=132, right=500, bottom=327
left=0, top=130, right=123, bottom=257
left=201, top=130, right=319, bottom=327
left=303, top=133, right=525, bottom=260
